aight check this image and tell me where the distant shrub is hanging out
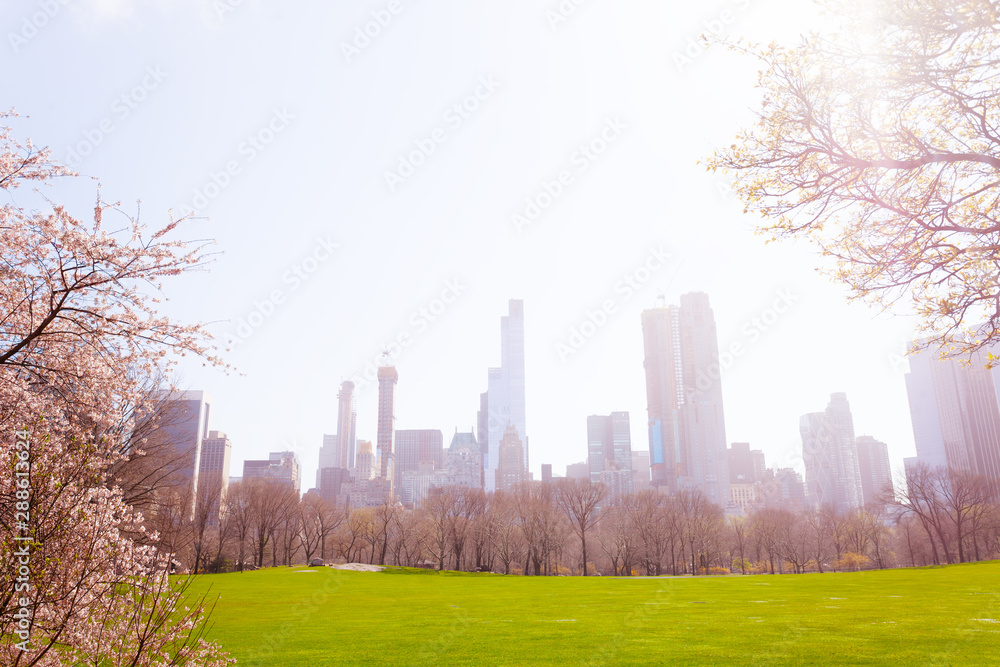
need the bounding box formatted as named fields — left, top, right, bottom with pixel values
left=731, top=558, right=753, bottom=574
left=834, top=552, right=871, bottom=572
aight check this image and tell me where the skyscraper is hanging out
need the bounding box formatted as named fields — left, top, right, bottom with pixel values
left=377, top=364, right=398, bottom=490
left=800, top=393, right=863, bottom=511
left=336, top=381, right=357, bottom=469
left=242, top=450, right=301, bottom=494
left=446, top=430, right=482, bottom=490
left=630, top=450, right=651, bottom=493
left=586, top=412, right=633, bottom=494
left=139, top=389, right=213, bottom=517
left=641, top=292, right=729, bottom=505
left=478, top=391, right=489, bottom=484
left=394, top=429, right=444, bottom=491
left=355, top=441, right=375, bottom=481
left=855, top=435, right=893, bottom=505
left=319, top=466, right=351, bottom=503
left=905, top=343, right=1000, bottom=479
left=728, top=442, right=765, bottom=484
left=317, top=433, right=338, bottom=488
left=495, top=424, right=527, bottom=492
left=199, top=430, right=232, bottom=494
left=484, top=300, right=528, bottom=491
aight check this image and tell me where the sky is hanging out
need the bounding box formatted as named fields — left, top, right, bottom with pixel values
left=5, top=0, right=923, bottom=491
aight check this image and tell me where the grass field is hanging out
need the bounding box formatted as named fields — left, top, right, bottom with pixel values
left=184, top=561, right=1000, bottom=666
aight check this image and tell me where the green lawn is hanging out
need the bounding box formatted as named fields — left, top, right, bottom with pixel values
left=184, top=562, right=1000, bottom=666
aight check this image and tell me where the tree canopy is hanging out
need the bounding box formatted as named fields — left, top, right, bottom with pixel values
left=0, top=111, right=231, bottom=666
left=707, top=0, right=1000, bottom=360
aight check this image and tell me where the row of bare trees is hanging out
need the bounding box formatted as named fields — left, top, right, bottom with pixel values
left=138, top=466, right=1000, bottom=576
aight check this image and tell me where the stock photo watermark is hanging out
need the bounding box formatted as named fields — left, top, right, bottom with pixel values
left=8, top=0, right=71, bottom=53
left=228, top=234, right=340, bottom=347
left=64, top=66, right=168, bottom=167
left=12, top=427, right=33, bottom=652
left=545, top=0, right=592, bottom=31
left=512, top=116, right=628, bottom=233
left=176, top=107, right=294, bottom=217
left=339, top=0, right=410, bottom=63
left=690, top=288, right=798, bottom=393
left=349, top=279, right=468, bottom=391
left=384, top=76, right=501, bottom=192
left=672, top=0, right=754, bottom=73
left=555, top=246, right=675, bottom=362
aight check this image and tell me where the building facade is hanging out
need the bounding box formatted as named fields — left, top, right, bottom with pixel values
left=447, top=431, right=483, bottom=490
left=400, top=463, right=449, bottom=508
left=319, top=466, right=351, bottom=503
left=587, top=412, right=633, bottom=496
left=495, top=424, right=527, bottom=492
left=800, top=393, right=863, bottom=512
left=394, top=429, right=444, bottom=491
left=242, top=450, right=301, bottom=494
left=139, top=390, right=214, bottom=517
left=905, top=343, right=1000, bottom=479
left=377, top=365, right=398, bottom=491
left=642, top=293, right=730, bottom=505
left=336, top=381, right=357, bottom=469
left=630, top=450, right=651, bottom=493
left=484, top=300, right=528, bottom=491
left=199, top=430, right=232, bottom=493
left=855, top=435, right=893, bottom=506
left=728, top=442, right=765, bottom=484
left=355, top=441, right=375, bottom=482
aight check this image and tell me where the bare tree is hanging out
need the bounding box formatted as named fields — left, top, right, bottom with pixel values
left=389, top=509, right=424, bottom=566
left=490, top=492, right=525, bottom=575
left=554, top=479, right=607, bottom=576
left=421, top=490, right=457, bottom=570
left=190, top=477, right=224, bottom=574
left=247, top=479, right=297, bottom=567
left=728, top=515, right=751, bottom=575
left=300, top=493, right=344, bottom=562
left=225, top=481, right=254, bottom=571
left=371, top=500, right=400, bottom=565
left=335, top=508, right=371, bottom=564
left=885, top=461, right=950, bottom=564
left=515, top=483, right=565, bottom=576
left=596, top=496, right=638, bottom=576
left=632, top=491, right=677, bottom=576
left=109, top=384, right=206, bottom=515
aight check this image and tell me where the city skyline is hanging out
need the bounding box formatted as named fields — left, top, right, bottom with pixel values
left=9, top=0, right=924, bottom=499
left=182, top=293, right=915, bottom=502
left=9, top=2, right=1000, bottom=663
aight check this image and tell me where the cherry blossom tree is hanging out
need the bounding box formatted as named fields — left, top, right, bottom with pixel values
left=0, top=111, right=231, bottom=665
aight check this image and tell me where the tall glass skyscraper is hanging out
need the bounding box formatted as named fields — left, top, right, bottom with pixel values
left=484, top=299, right=527, bottom=492
left=800, top=392, right=863, bottom=512
left=642, top=292, right=729, bottom=505
left=335, top=380, right=357, bottom=469
left=905, top=343, right=1000, bottom=479
left=140, top=389, right=212, bottom=517
left=377, top=364, right=398, bottom=489
left=586, top=411, right=633, bottom=489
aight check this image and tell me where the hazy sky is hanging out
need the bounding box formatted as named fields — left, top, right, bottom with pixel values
left=6, top=0, right=922, bottom=490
